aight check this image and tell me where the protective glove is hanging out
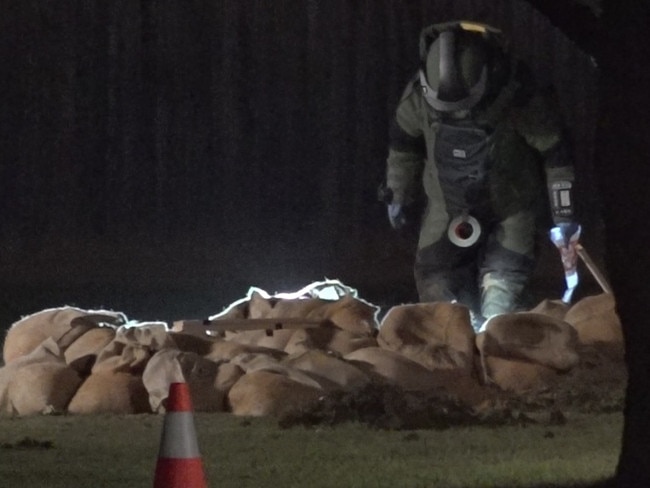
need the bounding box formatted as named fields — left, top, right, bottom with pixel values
left=550, top=222, right=581, bottom=248
left=387, top=203, right=407, bottom=230
left=549, top=222, right=581, bottom=303
left=378, top=183, right=408, bottom=230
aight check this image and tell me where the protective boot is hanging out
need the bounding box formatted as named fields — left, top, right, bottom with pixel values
left=478, top=272, right=525, bottom=330
left=416, top=278, right=457, bottom=303
left=416, top=270, right=485, bottom=332
left=415, top=267, right=481, bottom=311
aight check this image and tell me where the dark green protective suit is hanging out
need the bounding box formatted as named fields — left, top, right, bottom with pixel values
left=386, top=43, right=575, bottom=322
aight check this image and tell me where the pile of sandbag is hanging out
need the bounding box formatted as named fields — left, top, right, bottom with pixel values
left=0, top=280, right=625, bottom=418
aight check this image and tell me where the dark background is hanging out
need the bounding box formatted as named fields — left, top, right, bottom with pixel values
left=9, top=1, right=650, bottom=483
left=0, top=0, right=603, bottom=324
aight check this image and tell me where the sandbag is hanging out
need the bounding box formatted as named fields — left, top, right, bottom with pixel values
left=227, top=370, right=322, bottom=417
left=284, top=326, right=378, bottom=356
left=6, top=362, right=83, bottom=416
left=283, top=349, right=371, bottom=391
left=313, top=294, right=379, bottom=336
left=143, top=348, right=243, bottom=413
left=0, top=338, right=83, bottom=416
left=344, top=347, right=460, bottom=392
left=230, top=353, right=324, bottom=390
left=377, top=302, right=475, bottom=374
left=478, top=312, right=579, bottom=371
left=564, top=293, right=624, bottom=345
left=67, top=371, right=151, bottom=414
left=92, top=322, right=171, bottom=374
left=530, top=298, right=570, bottom=321
left=3, top=307, right=125, bottom=364
left=479, top=353, right=559, bottom=393
left=64, top=326, right=117, bottom=374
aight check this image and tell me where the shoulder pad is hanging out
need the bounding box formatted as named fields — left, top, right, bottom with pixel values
left=511, top=61, right=537, bottom=107
left=398, top=74, right=422, bottom=103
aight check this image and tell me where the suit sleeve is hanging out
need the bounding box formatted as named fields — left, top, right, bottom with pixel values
left=385, top=77, right=426, bottom=205
left=512, top=88, right=576, bottom=224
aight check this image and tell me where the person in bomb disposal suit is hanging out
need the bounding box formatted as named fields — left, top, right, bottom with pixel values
left=381, top=21, right=580, bottom=330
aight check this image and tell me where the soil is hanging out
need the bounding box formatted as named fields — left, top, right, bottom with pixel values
left=279, top=341, right=627, bottom=430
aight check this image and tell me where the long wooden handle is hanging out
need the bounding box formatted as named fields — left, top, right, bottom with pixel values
left=576, top=244, right=614, bottom=295
left=172, top=317, right=326, bottom=338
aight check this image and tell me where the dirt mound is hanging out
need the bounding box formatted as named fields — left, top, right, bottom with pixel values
left=278, top=341, right=626, bottom=430
left=278, top=355, right=626, bottom=430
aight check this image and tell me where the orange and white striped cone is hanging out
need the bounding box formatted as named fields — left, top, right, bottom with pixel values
left=153, top=382, right=208, bottom=488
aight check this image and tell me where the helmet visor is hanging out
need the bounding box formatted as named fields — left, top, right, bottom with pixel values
left=420, top=28, right=489, bottom=112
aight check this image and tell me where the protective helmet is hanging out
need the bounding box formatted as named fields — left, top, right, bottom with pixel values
left=419, top=21, right=509, bottom=112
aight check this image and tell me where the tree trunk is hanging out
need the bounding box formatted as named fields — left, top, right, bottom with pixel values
left=596, top=1, right=650, bottom=485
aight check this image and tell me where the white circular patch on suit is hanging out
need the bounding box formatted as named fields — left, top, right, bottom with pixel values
left=447, top=215, right=481, bottom=247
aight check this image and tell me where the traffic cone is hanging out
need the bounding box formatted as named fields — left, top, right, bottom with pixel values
left=153, top=382, right=208, bottom=488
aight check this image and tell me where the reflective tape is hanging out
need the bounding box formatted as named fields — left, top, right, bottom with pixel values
left=158, top=412, right=201, bottom=459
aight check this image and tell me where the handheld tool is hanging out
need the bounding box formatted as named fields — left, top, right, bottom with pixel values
left=549, top=224, right=581, bottom=303
left=550, top=224, right=614, bottom=303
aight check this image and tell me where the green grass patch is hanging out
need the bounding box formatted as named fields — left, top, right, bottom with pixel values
left=0, top=412, right=621, bottom=487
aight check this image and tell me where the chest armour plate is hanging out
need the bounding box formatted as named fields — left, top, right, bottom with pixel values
left=434, top=121, right=494, bottom=215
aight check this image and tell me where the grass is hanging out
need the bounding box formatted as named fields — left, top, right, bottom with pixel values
left=0, top=411, right=621, bottom=488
